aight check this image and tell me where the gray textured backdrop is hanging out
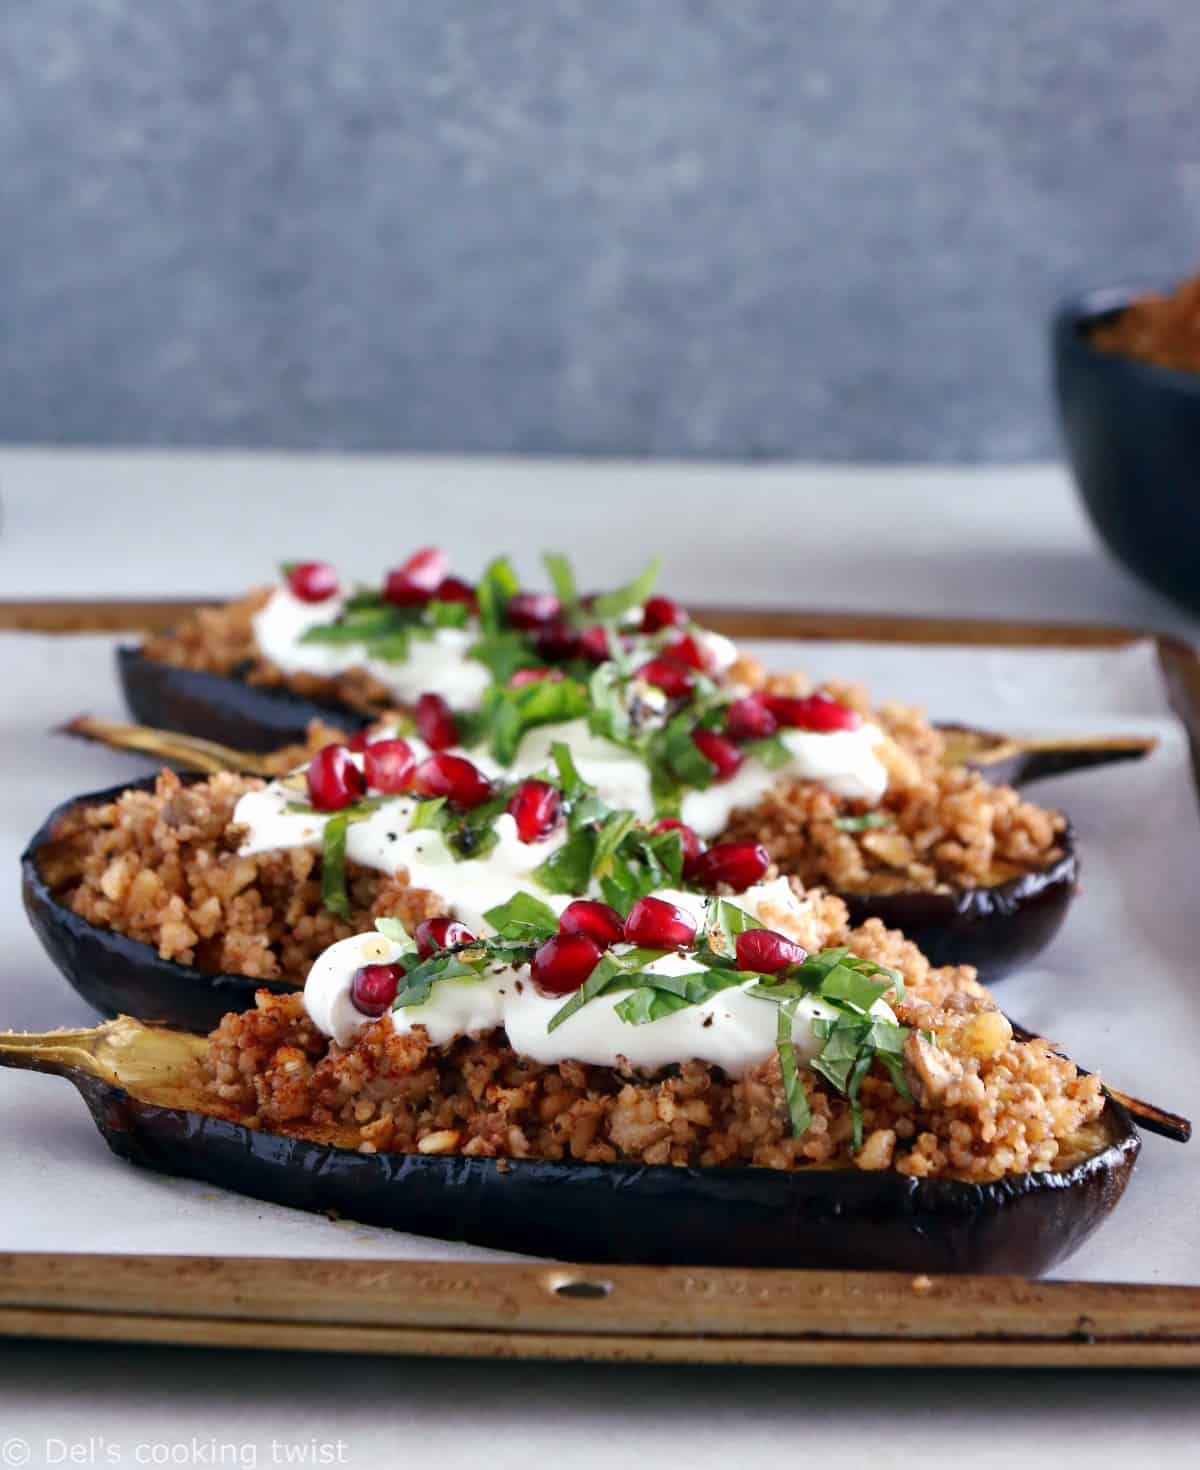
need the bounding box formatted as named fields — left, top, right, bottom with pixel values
left=3, top=2, right=1198, bottom=460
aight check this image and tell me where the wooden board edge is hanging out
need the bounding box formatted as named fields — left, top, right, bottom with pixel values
left=2, top=1309, right=1199, bottom=1369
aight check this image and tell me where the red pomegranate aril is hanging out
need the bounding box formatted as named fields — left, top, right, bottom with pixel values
left=287, top=561, right=339, bottom=603
left=435, top=575, right=477, bottom=608
left=506, top=779, right=563, bottom=843
left=690, top=841, right=770, bottom=891
left=415, top=692, right=459, bottom=751
left=692, top=729, right=744, bottom=782
left=412, top=753, right=493, bottom=809
left=350, top=962, right=404, bottom=1017
left=652, top=817, right=705, bottom=872
left=642, top=595, right=687, bottom=633
left=765, top=693, right=862, bottom=733
left=637, top=656, right=695, bottom=699
left=384, top=547, right=450, bottom=606
left=415, top=915, right=477, bottom=959
left=734, top=928, right=807, bottom=974
left=558, top=899, right=625, bottom=949
left=347, top=729, right=372, bottom=752
left=306, top=745, right=365, bottom=811
left=363, top=737, right=416, bottom=793
left=506, top=592, right=562, bottom=629
left=623, top=896, right=697, bottom=950
left=577, top=625, right=617, bottom=664
left=662, top=634, right=707, bottom=672
left=531, top=933, right=604, bottom=996
left=725, top=694, right=778, bottom=742
left=509, top=667, right=565, bottom=688
left=532, top=620, right=579, bottom=661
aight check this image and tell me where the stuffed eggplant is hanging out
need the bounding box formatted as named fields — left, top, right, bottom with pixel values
left=0, top=868, right=1151, bottom=1273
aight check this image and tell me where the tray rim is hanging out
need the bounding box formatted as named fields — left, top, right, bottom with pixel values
left=4, top=596, right=1199, bottom=1369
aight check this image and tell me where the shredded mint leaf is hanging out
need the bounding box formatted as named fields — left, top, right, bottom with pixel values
left=374, top=916, right=415, bottom=949
left=475, top=556, right=520, bottom=636
left=551, top=741, right=589, bottom=800
left=424, top=599, right=471, bottom=630
left=546, top=951, right=630, bottom=1032
left=704, top=897, right=766, bottom=957
left=320, top=813, right=353, bottom=919
left=587, top=663, right=632, bottom=744
left=483, top=890, right=561, bottom=942
left=745, top=734, right=793, bottom=771
left=588, top=557, right=662, bottom=622
left=408, top=797, right=449, bottom=832
left=543, top=552, right=578, bottom=612
left=833, top=812, right=894, bottom=833
left=776, top=1002, right=812, bottom=1138
left=468, top=631, right=543, bottom=685
left=533, top=827, right=596, bottom=895
left=484, top=677, right=589, bottom=766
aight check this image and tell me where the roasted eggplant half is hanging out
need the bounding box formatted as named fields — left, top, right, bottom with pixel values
left=118, top=646, right=372, bottom=752
left=23, top=774, right=295, bottom=1032
left=837, top=829, right=1079, bottom=979
left=0, top=1018, right=1142, bottom=1274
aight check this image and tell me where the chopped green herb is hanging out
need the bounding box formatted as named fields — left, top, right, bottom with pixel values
left=475, top=556, right=520, bottom=635
left=482, top=890, right=561, bottom=942
left=424, top=599, right=471, bottom=630
left=776, top=1002, right=813, bottom=1138
left=374, top=916, right=416, bottom=950
left=542, top=552, right=579, bottom=614
left=833, top=812, right=895, bottom=833
left=588, top=557, right=662, bottom=622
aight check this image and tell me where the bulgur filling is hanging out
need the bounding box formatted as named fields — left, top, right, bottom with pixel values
left=201, top=899, right=1106, bottom=1182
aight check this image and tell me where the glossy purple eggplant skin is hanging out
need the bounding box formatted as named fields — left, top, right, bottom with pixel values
left=837, top=832, right=1078, bottom=982
left=118, top=646, right=370, bottom=751
left=7, top=1045, right=1139, bottom=1274
left=22, top=776, right=296, bottom=1031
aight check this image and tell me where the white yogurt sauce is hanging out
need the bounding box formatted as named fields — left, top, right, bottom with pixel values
left=304, top=876, right=895, bottom=1071
left=251, top=586, right=738, bottom=712
left=252, top=587, right=492, bottom=709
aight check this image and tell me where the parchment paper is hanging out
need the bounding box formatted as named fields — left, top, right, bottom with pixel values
left=2, top=632, right=1196, bottom=1282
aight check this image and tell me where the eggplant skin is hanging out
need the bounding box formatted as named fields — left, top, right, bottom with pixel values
left=22, top=777, right=295, bottom=1032
left=118, top=646, right=369, bottom=752
left=68, top=1067, right=1137, bottom=1273
left=838, top=832, right=1078, bottom=983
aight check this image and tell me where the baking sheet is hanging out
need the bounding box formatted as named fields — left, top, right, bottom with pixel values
left=1, top=631, right=1196, bottom=1282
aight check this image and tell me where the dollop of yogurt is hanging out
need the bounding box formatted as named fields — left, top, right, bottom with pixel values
left=252, top=587, right=492, bottom=709
left=304, top=877, right=896, bottom=1072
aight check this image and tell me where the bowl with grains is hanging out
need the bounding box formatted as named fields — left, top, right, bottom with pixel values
left=1053, top=274, right=1200, bottom=616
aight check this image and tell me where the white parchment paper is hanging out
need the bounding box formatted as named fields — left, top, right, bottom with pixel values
left=2, top=632, right=1197, bottom=1282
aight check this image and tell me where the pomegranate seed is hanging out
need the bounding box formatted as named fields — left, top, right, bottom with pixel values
left=435, top=575, right=477, bottom=608
left=577, top=625, right=616, bottom=664
left=725, top=694, right=778, bottom=742
left=506, top=779, right=563, bottom=843
left=384, top=547, right=450, bottom=605
left=532, top=620, right=579, bottom=661
left=623, top=896, right=697, bottom=950
left=415, top=692, right=459, bottom=751
left=642, top=595, right=687, bottom=632
left=350, top=962, right=404, bottom=1017
left=415, top=915, right=477, bottom=959
left=765, top=693, right=862, bottom=733
left=506, top=592, right=562, bottom=629
left=287, top=561, right=338, bottom=603
left=652, top=818, right=705, bottom=873
left=363, top=737, right=416, bottom=793
left=509, top=667, right=565, bottom=688
left=347, top=729, right=372, bottom=752
left=692, top=729, right=744, bottom=782
left=558, top=899, right=625, bottom=948
left=531, top=933, right=604, bottom=996
left=689, top=841, right=770, bottom=891
left=306, top=745, right=365, bottom=811
left=734, top=928, right=807, bottom=974
left=637, top=656, right=695, bottom=699
left=412, top=753, right=493, bottom=809
left=662, top=634, right=707, bottom=672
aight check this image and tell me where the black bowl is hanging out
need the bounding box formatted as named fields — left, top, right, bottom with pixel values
left=1053, top=283, right=1200, bottom=617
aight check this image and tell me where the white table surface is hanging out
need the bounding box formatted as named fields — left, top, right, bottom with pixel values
left=0, top=449, right=1198, bottom=1468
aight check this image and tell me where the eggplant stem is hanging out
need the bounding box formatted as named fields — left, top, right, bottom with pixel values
left=942, top=728, right=1156, bottom=770
left=59, top=715, right=276, bottom=776
left=0, top=1018, right=206, bottom=1094
left=1105, top=1088, right=1192, bottom=1144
